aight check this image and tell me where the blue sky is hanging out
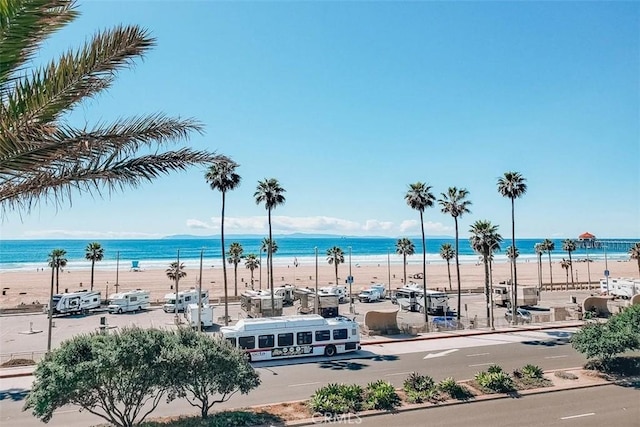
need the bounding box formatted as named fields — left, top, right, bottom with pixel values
left=3, top=1, right=639, bottom=240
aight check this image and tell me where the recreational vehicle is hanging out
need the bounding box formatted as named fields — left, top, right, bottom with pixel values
left=220, top=314, right=360, bottom=362
left=47, top=290, right=101, bottom=315
left=163, top=288, right=209, bottom=313
left=185, top=303, right=215, bottom=328
left=295, top=288, right=339, bottom=318
left=391, top=284, right=449, bottom=315
left=320, top=285, right=348, bottom=303
left=108, top=289, right=150, bottom=313
left=240, top=291, right=284, bottom=318
left=493, top=284, right=539, bottom=307
left=600, top=278, right=640, bottom=299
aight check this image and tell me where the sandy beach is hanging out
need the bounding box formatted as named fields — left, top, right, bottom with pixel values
left=1, top=257, right=637, bottom=308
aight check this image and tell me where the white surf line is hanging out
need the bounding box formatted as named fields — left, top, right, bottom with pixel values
left=466, top=352, right=490, bottom=357
left=560, top=413, right=595, bottom=420
left=288, top=381, right=321, bottom=387
left=384, top=371, right=414, bottom=377
left=468, top=362, right=496, bottom=367
left=545, top=355, right=568, bottom=359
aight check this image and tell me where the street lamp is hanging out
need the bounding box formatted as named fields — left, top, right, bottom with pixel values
left=348, top=246, right=353, bottom=314
left=314, top=247, right=319, bottom=315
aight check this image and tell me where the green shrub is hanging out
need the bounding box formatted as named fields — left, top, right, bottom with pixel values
left=308, top=383, right=363, bottom=414
left=364, top=380, right=400, bottom=411
left=521, top=364, right=544, bottom=379
left=437, top=377, right=473, bottom=400
left=403, top=372, right=435, bottom=393
left=474, top=370, right=515, bottom=393
left=487, top=364, right=504, bottom=374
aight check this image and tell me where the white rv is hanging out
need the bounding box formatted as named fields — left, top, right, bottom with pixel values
left=392, top=284, right=449, bottom=315
left=600, top=278, right=640, bottom=299
left=320, top=285, right=348, bottom=303
left=47, top=290, right=101, bottom=315
left=493, top=284, right=539, bottom=307
left=163, top=288, right=209, bottom=313
left=240, top=291, right=284, bottom=318
left=108, top=289, right=150, bottom=313
left=185, top=303, right=215, bottom=329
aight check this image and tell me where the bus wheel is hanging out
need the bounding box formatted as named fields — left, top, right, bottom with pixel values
left=324, top=345, right=337, bottom=357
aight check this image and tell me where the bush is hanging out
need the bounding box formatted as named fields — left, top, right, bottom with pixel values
left=364, top=380, right=400, bottom=411
left=437, top=377, right=473, bottom=400
left=474, top=370, right=515, bottom=393
left=487, top=364, right=504, bottom=374
left=521, top=364, right=544, bottom=379
left=403, top=372, right=435, bottom=393
left=308, top=383, right=363, bottom=414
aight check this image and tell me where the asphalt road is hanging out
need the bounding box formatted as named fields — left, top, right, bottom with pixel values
left=361, top=385, right=639, bottom=427
left=1, top=327, right=594, bottom=426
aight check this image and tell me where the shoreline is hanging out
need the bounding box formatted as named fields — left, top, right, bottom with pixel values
left=1, top=258, right=637, bottom=308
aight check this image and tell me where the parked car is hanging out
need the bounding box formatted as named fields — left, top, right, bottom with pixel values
left=505, top=308, right=532, bottom=323
left=432, top=316, right=460, bottom=330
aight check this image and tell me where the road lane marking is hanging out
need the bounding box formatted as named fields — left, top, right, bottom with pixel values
left=466, top=352, right=490, bottom=357
left=423, top=348, right=459, bottom=359
left=384, top=371, right=414, bottom=377
left=468, top=362, right=495, bottom=367
left=561, top=413, right=595, bottom=420
left=545, top=355, right=568, bottom=359
left=288, top=381, right=321, bottom=387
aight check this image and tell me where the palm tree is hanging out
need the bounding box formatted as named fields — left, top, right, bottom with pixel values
left=326, top=246, right=345, bottom=285
left=497, top=171, right=527, bottom=324
left=205, top=156, right=241, bottom=326
left=260, top=237, right=278, bottom=289
left=562, top=239, right=577, bottom=285
left=439, top=243, right=455, bottom=291
left=1, top=0, right=216, bottom=214
left=506, top=245, right=519, bottom=283
left=47, top=249, right=67, bottom=294
left=629, top=243, right=640, bottom=276
left=244, top=254, right=259, bottom=289
left=405, top=182, right=435, bottom=323
left=469, top=220, right=502, bottom=326
left=165, top=261, right=187, bottom=290
left=227, top=242, right=244, bottom=297
left=438, top=187, right=472, bottom=320
left=255, top=178, right=286, bottom=311
left=560, top=259, right=571, bottom=290
left=534, top=242, right=544, bottom=293
left=84, top=242, right=103, bottom=291
left=395, top=238, right=415, bottom=286
left=542, top=238, right=555, bottom=290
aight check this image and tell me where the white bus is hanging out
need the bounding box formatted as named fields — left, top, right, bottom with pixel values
left=220, top=314, right=361, bottom=362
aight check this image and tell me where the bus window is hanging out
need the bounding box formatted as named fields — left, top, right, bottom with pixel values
left=297, top=331, right=312, bottom=345
left=225, top=337, right=237, bottom=347
left=333, top=329, right=348, bottom=340
left=278, top=333, right=293, bottom=346
left=238, top=336, right=255, bottom=349
left=315, top=330, right=331, bottom=341
left=258, top=334, right=275, bottom=349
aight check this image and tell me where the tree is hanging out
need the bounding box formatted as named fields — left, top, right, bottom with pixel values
left=326, top=246, right=345, bottom=286
left=227, top=242, right=244, bottom=296
left=244, top=254, right=259, bottom=289
left=84, top=242, right=103, bottom=291
left=205, top=156, right=241, bottom=326
left=562, top=239, right=577, bottom=285
left=628, top=242, right=640, bottom=277
left=506, top=245, right=519, bottom=288
left=24, top=327, right=176, bottom=427
left=497, top=171, right=527, bottom=324
left=47, top=248, right=67, bottom=294
left=1, top=0, right=216, bottom=214
left=560, top=258, right=571, bottom=290
left=439, top=243, right=455, bottom=291
left=166, top=261, right=186, bottom=297
left=469, top=220, right=502, bottom=325
left=260, top=237, right=278, bottom=289
left=254, top=178, right=286, bottom=311
left=395, top=238, right=415, bottom=286
left=534, top=243, right=544, bottom=292
left=170, top=328, right=260, bottom=419
left=438, top=187, right=472, bottom=319
left=571, top=305, right=640, bottom=367
left=405, top=182, right=435, bottom=323
left=542, top=238, right=555, bottom=289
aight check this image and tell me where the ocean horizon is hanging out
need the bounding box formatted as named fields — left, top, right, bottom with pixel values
left=1, top=236, right=636, bottom=273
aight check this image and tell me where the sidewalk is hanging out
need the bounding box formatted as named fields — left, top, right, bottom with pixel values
left=0, top=320, right=584, bottom=380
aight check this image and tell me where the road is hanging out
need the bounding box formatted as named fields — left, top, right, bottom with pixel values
left=0, top=327, right=599, bottom=426
left=362, top=385, right=639, bottom=427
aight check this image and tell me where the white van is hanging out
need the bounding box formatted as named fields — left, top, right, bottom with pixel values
left=108, top=289, right=150, bottom=314
left=163, top=288, right=209, bottom=313
left=185, top=303, right=214, bottom=329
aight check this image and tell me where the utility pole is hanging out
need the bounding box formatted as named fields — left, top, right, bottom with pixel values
left=197, top=248, right=203, bottom=332
left=314, top=247, right=319, bottom=315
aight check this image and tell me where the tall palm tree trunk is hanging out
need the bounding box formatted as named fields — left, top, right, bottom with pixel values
left=548, top=253, right=554, bottom=291
left=569, top=252, right=574, bottom=285
left=454, top=217, right=462, bottom=320
left=221, top=192, right=229, bottom=326
left=403, top=254, right=407, bottom=285
left=510, top=199, right=518, bottom=325
left=483, top=256, right=490, bottom=326
left=446, top=261, right=452, bottom=291
left=55, top=267, right=60, bottom=294
left=234, top=264, right=238, bottom=296
left=268, top=209, right=275, bottom=312
left=90, top=260, right=95, bottom=291
left=420, top=211, right=428, bottom=324
left=334, top=263, right=339, bottom=285
left=537, top=252, right=543, bottom=294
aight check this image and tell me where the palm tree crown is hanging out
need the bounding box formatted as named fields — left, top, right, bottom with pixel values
left=48, top=248, right=68, bottom=294
left=227, top=242, right=244, bottom=296
left=205, top=156, right=241, bottom=194
left=165, top=262, right=187, bottom=284
left=244, top=254, right=259, bottom=289
left=396, top=237, right=415, bottom=286
left=1, top=0, right=216, bottom=213
left=562, top=239, right=577, bottom=284
left=84, top=241, right=104, bottom=291
left=629, top=243, right=640, bottom=276
left=326, top=246, right=345, bottom=285
left=469, top=220, right=502, bottom=324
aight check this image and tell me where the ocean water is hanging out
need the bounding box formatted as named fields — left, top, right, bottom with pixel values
left=0, top=237, right=635, bottom=272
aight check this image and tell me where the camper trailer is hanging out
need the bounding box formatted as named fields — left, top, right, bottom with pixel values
left=391, top=284, right=449, bottom=315
left=163, top=288, right=209, bottom=313
left=600, top=278, right=640, bottom=299
left=240, top=291, right=284, bottom=318
left=493, top=283, right=539, bottom=307
left=185, top=303, right=215, bottom=328
left=108, top=289, right=150, bottom=314
left=295, top=288, right=339, bottom=318
left=47, top=290, right=102, bottom=315
left=320, top=285, right=348, bottom=303
left=273, top=285, right=298, bottom=306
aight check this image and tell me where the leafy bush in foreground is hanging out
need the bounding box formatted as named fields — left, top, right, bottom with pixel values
left=474, top=370, right=515, bottom=393
left=308, top=383, right=363, bottom=414
left=364, top=380, right=400, bottom=410
left=438, top=377, right=473, bottom=400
